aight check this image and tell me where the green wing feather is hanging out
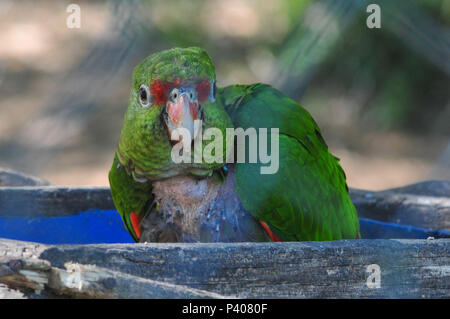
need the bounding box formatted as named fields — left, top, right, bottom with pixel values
left=108, top=153, right=152, bottom=242
left=219, top=84, right=360, bottom=241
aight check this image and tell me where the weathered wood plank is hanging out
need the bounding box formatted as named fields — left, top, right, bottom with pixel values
left=48, top=263, right=227, bottom=299
left=350, top=181, right=450, bottom=230
left=0, top=238, right=448, bottom=298
left=0, top=240, right=226, bottom=299
left=386, top=180, right=450, bottom=197
left=0, top=168, right=50, bottom=187
left=0, top=283, right=26, bottom=299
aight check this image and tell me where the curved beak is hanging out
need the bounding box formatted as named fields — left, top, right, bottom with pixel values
left=166, top=92, right=200, bottom=142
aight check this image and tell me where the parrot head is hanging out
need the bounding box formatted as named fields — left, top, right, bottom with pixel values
left=136, top=47, right=216, bottom=141
left=116, top=47, right=232, bottom=182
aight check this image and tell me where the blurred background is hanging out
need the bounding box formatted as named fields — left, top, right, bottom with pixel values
left=0, top=0, right=448, bottom=190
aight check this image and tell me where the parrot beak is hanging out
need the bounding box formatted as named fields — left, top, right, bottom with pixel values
left=166, top=91, right=200, bottom=142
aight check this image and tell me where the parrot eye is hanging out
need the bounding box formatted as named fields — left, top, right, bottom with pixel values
left=188, top=88, right=197, bottom=101
left=170, top=88, right=179, bottom=101
left=139, top=84, right=151, bottom=107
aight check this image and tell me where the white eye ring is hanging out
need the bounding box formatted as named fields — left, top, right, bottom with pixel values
left=170, top=88, right=179, bottom=101
left=188, top=88, right=197, bottom=101
left=139, top=84, right=151, bottom=107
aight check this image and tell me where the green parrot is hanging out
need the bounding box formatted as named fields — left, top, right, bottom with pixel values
left=109, top=47, right=360, bottom=243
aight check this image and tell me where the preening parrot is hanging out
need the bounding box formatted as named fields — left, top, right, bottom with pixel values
left=109, top=47, right=360, bottom=243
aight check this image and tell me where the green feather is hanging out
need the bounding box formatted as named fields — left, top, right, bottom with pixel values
left=219, top=84, right=360, bottom=241
left=110, top=47, right=360, bottom=243
left=108, top=154, right=152, bottom=242
left=110, top=47, right=232, bottom=241
left=117, top=47, right=232, bottom=181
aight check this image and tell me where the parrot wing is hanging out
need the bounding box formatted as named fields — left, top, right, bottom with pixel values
left=108, top=154, right=153, bottom=242
left=219, top=84, right=360, bottom=241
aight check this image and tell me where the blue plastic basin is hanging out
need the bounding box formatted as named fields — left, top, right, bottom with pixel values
left=0, top=210, right=448, bottom=244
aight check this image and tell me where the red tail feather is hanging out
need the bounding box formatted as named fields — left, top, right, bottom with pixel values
left=259, top=220, right=282, bottom=242
left=130, top=213, right=142, bottom=240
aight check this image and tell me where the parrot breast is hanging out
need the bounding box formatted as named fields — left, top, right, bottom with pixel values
left=139, top=166, right=271, bottom=243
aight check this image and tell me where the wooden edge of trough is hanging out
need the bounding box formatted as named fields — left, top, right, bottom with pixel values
left=0, top=238, right=449, bottom=298
left=0, top=180, right=449, bottom=230
left=0, top=168, right=50, bottom=187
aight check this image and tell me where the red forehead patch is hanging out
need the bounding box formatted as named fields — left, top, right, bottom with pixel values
left=149, top=79, right=211, bottom=105
left=196, top=80, right=211, bottom=102
left=149, top=80, right=169, bottom=105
